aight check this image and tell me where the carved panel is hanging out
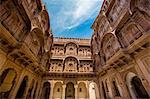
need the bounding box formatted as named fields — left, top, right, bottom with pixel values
left=64, top=57, right=78, bottom=72
left=79, top=61, right=93, bottom=72
left=102, top=34, right=120, bottom=60
left=0, top=2, right=25, bottom=40
left=118, top=23, right=142, bottom=47
left=78, top=47, right=91, bottom=57
left=52, top=46, right=64, bottom=56
left=65, top=43, right=77, bottom=55
left=50, top=60, right=63, bottom=72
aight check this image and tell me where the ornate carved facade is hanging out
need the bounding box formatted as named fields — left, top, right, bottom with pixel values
left=0, top=0, right=53, bottom=98
left=0, top=0, right=150, bottom=99
left=91, top=0, right=150, bottom=98
left=43, top=38, right=99, bottom=99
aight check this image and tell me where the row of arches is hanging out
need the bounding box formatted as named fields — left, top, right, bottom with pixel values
left=0, top=68, right=39, bottom=99
left=52, top=42, right=91, bottom=57
left=101, top=72, right=149, bottom=99
left=92, top=24, right=143, bottom=61
left=41, top=81, right=98, bottom=99
left=50, top=57, right=93, bottom=72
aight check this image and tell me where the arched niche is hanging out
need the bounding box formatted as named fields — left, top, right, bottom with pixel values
left=41, top=82, right=51, bottom=99
left=101, top=33, right=120, bottom=60
left=126, top=72, right=149, bottom=99
left=65, top=82, right=75, bottom=99
left=89, top=81, right=100, bottom=99
left=63, top=57, right=78, bottom=72
left=0, top=68, right=17, bottom=98
left=65, top=42, right=78, bottom=55
left=53, top=82, right=63, bottom=99
left=25, top=29, right=41, bottom=56
left=117, top=23, right=142, bottom=47
left=16, top=76, right=29, bottom=98
left=31, top=28, right=44, bottom=46
left=91, top=34, right=99, bottom=55
left=25, top=28, right=45, bottom=57
left=89, top=82, right=96, bottom=99
left=78, top=82, right=87, bottom=99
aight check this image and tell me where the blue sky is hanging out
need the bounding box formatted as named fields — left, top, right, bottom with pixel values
left=42, top=0, right=103, bottom=38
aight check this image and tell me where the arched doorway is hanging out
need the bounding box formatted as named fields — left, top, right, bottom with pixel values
left=131, top=76, right=149, bottom=98
left=65, top=82, right=75, bottom=99
left=0, top=68, right=17, bottom=98
left=78, top=82, right=87, bottom=99
left=16, top=76, right=28, bottom=98
left=41, top=82, right=51, bottom=99
left=126, top=72, right=149, bottom=99
left=53, top=82, right=63, bottom=99
left=89, top=82, right=96, bottom=99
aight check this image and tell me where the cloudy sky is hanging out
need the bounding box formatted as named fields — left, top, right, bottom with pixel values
left=42, top=0, right=103, bottom=38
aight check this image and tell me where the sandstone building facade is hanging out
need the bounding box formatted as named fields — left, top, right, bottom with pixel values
left=42, top=37, right=99, bottom=99
left=91, top=0, right=150, bottom=98
left=0, top=0, right=150, bottom=99
left=0, top=0, right=53, bottom=98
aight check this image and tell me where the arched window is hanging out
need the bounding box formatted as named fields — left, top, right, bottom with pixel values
left=0, top=69, right=17, bottom=98
left=131, top=76, right=149, bottom=98
left=126, top=72, right=150, bottom=99
left=53, top=82, right=63, bottom=99
left=65, top=82, right=75, bottom=98
left=116, top=24, right=142, bottom=47
left=41, top=82, right=51, bottom=99
left=102, top=33, right=120, bottom=60
left=78, top=82, right=87, bottom=98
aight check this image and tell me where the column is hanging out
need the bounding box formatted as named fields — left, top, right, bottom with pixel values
left=74, top=84, right=78, bottom=99
left=62, top=84, right=66, bottom=99
left=35, top=79, right=42, bottom=99
left=31, top=82, right=36, bottom=99
left=23, top=78, right=32, bottom=99
left=94, top=80, right=100, bottom=99
left=49, top=81, right=55, bottom=99
left=116, top=72, right=130, bottom=98
left=85, top=81, right=89, bottom=99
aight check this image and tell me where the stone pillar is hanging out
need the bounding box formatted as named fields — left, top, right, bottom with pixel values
left=31, top=82, right=36, bottom=99
left=85, top=81, right=89, bottom=99
left=23, top=78, right=32, bottom=99
left=35, top=80, right=42, bottom=99
left=128, top=85, right=137, bottom=99
left=94, top=80, right=100, bottom=99
left=49, top=81, right=55, bottom=99
left=74, top=84, right=78, bottom=99
left=116, top=72, right=130, bottom=98
left=62, top=84, right=66, bottom=99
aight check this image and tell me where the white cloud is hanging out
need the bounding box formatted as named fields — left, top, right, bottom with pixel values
left=43, top=0, right=102, bottom=34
